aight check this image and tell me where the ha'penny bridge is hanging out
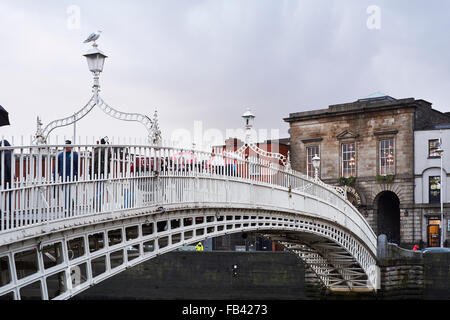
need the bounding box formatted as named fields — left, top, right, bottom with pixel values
left=0, top=40, right=379, bottom=300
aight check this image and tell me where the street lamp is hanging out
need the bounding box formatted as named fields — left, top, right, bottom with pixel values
left=242, top=108, right=255, bottom=144
left=84, top=46, right=107, bottom=73
left=83, top=46, right=108, bottom=97
left=73, top=45, right=107, bottom=143
left=312, top=154, right=320, bottom=180
left=436, top=139, right=445, bottom=247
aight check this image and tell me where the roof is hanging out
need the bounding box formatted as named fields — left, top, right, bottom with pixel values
left=264, top=138, right=290, bottom=145
left=83, top=46, right=108, bottom=58
left=213, top=137, right=290, bottom=148
left=284, top=96, right=418, bottom=123
left=357, top=92, right=397, bottom=103
left=242, top=108, right=255, bottom=118
left=284, top=95, right=450, bottom=131
left=431, top=124, right=450, bottom=130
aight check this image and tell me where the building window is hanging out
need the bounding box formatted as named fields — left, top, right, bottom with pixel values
left=379, top=139, right=395, bottom=175
left=306, top=146, right=320, bottom=178
left=429, top=139, right=441, bottom=158
left=342, top=142, right=356, bottom=177
left=429, top=176, right=441, bottom=204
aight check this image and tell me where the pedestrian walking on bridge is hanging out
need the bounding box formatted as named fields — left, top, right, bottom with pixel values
left=57, top=140, right=79, bottom=214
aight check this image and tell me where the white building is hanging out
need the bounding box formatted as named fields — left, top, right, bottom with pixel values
left=414, top=125, right=450, bottom=247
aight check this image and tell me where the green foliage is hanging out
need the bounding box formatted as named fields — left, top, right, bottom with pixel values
left=376, top=174, right=395, bottom=183
left=338, top=176, right=356, bottom=186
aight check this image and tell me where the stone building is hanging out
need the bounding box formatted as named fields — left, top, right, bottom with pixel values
left=284, top=94, right=450, bottom=248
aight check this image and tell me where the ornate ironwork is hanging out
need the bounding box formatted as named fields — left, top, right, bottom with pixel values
left=230, top=108, right=290, bottom=168
left=235, top=142, right=289, bottom=167
left=35, top=96, right=96, bottom=144
left=98, top=97, right=161, bottom=145
left=34, top=39, right=161, bottom=146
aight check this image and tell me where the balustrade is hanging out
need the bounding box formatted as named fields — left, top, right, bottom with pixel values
left=0, top=140, right=373, bottom=252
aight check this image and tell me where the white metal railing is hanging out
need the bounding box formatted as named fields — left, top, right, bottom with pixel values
left=0, top=139, right=374, bottom=247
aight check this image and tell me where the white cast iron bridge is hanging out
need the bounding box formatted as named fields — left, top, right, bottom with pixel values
left=0, top=142, right=379, bottom=300
left=0, top=38, right=378, bottom=300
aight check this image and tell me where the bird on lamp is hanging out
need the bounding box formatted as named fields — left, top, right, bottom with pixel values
left=84, top=30, right=102, bottom=46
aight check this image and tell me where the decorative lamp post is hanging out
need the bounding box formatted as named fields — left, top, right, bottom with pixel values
left=436, top=139, right=444, bottom=247
left=312, top=154, right=320, bottom=180
left=234, top=108, right=289, bottom=168
left=83, top=46, right=107, bottom=98
left=34, top=33, right=162, bottom=146
left=242, top=108, right=255, bottom=144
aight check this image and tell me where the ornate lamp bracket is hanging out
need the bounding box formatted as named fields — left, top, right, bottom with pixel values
left=234, top=142, right=288, bottom=168
left=34, top=96, right=96, bottom=144
left=97, top=97, right=161, bottom=146
left=34, top=39, right=162, bottom=146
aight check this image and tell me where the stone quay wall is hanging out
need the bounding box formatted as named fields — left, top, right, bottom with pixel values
left=73, top=246, right=450, bottom=300
left=377, top=235, right=450, bottom=300
left=74, top=251, right=307, bottom=300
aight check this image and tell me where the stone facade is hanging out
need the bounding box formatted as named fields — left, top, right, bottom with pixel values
left=284, top=95, right=450, bottom=248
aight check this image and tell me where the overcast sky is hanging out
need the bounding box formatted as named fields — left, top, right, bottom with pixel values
left=1, top=1, right=450, bottom=148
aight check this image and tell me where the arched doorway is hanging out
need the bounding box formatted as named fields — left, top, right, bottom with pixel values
left=376, top=191, right=400, bottom=244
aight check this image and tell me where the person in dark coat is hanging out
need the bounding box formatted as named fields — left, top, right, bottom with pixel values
left=90, top=138, right=110, bottom=178
left=0, top=139, right=12, bottom=188
left=91, top=138, right=110, bottom=211
left=0, top=140, right=13, bottom=225
left=57, top=140, right=79, bottom=214
left=57, top=140, right=79, bottom=180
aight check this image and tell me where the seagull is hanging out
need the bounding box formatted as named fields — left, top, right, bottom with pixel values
left=84, top=30, right=102, bottom=45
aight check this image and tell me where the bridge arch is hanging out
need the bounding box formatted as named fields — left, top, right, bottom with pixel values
left=0, top=205, right=376, bottom=299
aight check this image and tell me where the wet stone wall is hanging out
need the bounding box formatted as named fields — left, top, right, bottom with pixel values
left=71, top=247, right=450, bottom=300
left=73, top=251, right=307, bottom=300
